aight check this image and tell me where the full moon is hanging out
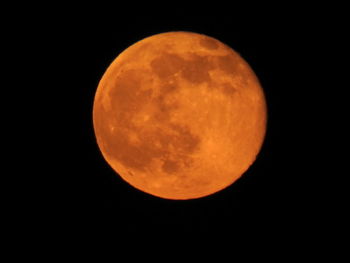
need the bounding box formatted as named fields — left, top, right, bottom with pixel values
left=93, top=32, right=267, bottom=200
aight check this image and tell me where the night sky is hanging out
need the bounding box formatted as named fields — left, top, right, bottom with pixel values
left=18, top=9, right=330, bottom=245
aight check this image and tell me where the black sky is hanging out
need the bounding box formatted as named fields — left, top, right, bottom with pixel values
left=14, top=9, right=333, bottom=246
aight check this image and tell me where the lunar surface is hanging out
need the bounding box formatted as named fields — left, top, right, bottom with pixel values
left=93, top=32, right=267, bottom=200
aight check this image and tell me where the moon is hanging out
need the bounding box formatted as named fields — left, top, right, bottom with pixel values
left=93, top=32, right=267, bottom=200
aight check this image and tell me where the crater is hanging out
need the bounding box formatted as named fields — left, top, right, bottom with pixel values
left=99, top=125, right=163, bottom=172
left=154, top=94, right=178, bottom=116
left=181, top=54, right=213, bottom=84
left=98, top=56, right=203, bottom=174
left=168, top=124, right=201, bottom=154
left=151, top=52, right=215, bottom=85
left=108, top=68, right=153, bottom=125
left=148, top=124, right=200, bottom=172
left=161, top=82, right=178, bottom=94
left=221, top=83, right=237, bottom=97
left=199, top=37, right=219, bottom=50
left=162, top=159, right=180, bottom=174
left=97, top=114, right=201, bottom=174
left=150, top=53, right=185, bottom=79
left=216, top=54, right=240, bottom=74
left=152, top=82, right=180, bottom=123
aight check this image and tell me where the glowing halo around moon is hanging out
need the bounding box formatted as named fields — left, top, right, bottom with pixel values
left=93, top=32, right=267, bottom=200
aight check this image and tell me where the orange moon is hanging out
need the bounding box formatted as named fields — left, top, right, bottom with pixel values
left=93, top=32, right=267, bottom=200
